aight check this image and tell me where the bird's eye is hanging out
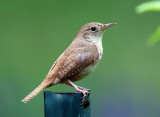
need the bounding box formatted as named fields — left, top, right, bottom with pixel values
left=91, top=27, right=96, bottom=31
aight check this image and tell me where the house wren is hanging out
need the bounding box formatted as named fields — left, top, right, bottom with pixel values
left=22, top=22, right=116, bottom=103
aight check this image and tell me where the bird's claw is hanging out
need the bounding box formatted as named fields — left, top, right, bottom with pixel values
left=76, top=87, right=90, bottom=104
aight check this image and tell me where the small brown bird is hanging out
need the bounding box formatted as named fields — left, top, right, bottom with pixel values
left=22, top=22, right=116, bottom=103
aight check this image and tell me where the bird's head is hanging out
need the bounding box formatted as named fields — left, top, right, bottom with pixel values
left=76, top=22, right=116, bottom=42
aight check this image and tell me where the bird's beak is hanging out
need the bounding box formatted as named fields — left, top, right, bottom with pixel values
left=102, top=23, right=117, bottom=31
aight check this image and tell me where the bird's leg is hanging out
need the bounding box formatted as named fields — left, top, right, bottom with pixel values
left=67, top=80, right=90, bottom=102
left=65, top=82, right=89, bottom=92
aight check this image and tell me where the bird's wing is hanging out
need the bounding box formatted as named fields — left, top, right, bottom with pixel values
left=47, top=48, right=96, bottom=84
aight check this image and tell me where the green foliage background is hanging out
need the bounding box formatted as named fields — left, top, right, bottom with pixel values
left=136, top=1, right=160, bottom=47
left=0, top=0, right=160, bottom=117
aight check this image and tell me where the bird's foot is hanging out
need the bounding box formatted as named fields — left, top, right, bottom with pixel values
left=77, top=86, right=89, bottom=91
left=76, top=86, right=89, bottom=96
left=67, top=80, right=90, bottom=104
left=76, top=86, right=90, bottom=103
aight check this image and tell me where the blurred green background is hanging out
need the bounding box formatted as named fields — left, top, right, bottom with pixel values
left=0, top=0, right=160, bottom=117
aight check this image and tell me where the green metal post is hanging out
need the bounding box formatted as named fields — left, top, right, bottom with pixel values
left=44, top=91, right=90, bottom=117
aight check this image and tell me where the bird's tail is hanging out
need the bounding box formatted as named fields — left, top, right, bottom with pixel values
left=21, top=81, right=50, bottom=103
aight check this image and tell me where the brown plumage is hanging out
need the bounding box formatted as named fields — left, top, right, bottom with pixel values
left=22, top=22, right=116, bottom=103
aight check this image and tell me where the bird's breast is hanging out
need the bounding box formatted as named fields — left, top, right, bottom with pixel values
left=78, top=42, right=103, bottom=77
left=79, top=62, right=99, bottom=76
